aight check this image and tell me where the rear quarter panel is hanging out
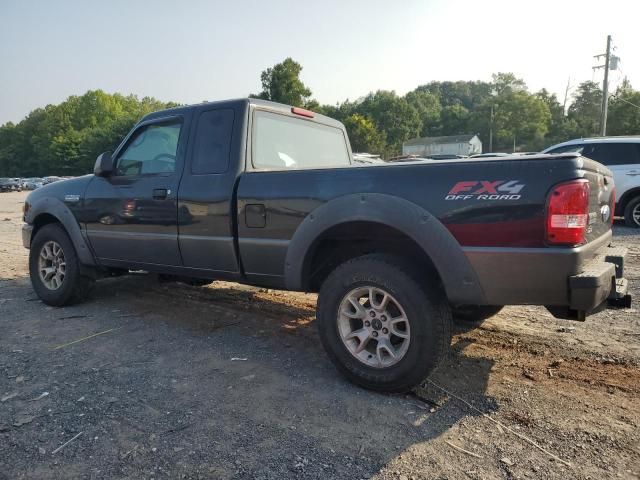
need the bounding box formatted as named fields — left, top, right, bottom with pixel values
left=236, top=154, right=597, bottom=286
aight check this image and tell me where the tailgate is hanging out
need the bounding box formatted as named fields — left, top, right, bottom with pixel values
left=580, top=156, right=616, bottom=243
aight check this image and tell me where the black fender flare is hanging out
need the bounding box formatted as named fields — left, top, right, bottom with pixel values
left=26, top=197, right=97, bottom=267
left=283, top=193, right=486, bottom=305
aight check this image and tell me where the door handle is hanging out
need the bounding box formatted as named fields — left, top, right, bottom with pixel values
left=626, top=170, right=640, bottom=176
left=152, top=188, right=170, bottom=200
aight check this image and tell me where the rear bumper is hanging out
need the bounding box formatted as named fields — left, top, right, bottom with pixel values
left=464, top=232, right=632, bottom=320
left=554, top=245, right=631, bottom=319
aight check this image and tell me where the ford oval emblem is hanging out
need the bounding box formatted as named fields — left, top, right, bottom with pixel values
left=600, top=205, right=611, bottom=223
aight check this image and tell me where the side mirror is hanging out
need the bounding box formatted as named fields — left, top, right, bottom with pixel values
left=94, top=152, right=114, bottom=176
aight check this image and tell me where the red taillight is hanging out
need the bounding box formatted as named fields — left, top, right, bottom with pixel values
left=546, top=179, right=590, bottom=245
left=291, top=106, right=314, bottom=118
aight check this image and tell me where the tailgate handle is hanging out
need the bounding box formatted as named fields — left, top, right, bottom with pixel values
left=152, top=188, right=169, bottom=200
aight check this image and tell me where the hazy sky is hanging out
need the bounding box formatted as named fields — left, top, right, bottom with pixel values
left=1, top=0, right=639, bottom=125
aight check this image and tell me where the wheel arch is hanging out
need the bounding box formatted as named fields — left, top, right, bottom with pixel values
left=284, top=193, right=486, bottom=306
left=617, top=187, right=640, bottom=216
left=27, top=197, right=97, bottom=266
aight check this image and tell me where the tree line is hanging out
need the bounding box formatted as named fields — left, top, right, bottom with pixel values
left=1, top=57, right=640, bottom=176
left=0, top=92, right=178, bottom=176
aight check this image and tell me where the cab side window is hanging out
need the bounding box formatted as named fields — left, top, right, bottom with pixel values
left=191, top=109, right=235, bottom=174
left=115, top=121, right=182, bottom=176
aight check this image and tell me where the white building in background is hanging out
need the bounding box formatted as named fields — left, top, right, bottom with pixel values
left=403, top=134, right=482, bottom=157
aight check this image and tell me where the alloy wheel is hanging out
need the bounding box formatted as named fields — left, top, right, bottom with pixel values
left=337, top=286, right=411, bottom=368
left=38, top=240, right=66, bottom=290
left=633, top=203, right=640, bottom=227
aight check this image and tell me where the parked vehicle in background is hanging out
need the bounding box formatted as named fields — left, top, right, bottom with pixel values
left=22, top=178, right=44, bottom=190
left=387, top=154, right=430, bottom=162
left=425, top=154, right=468, bottom=160
left=21, top=99, right=631, bottom=392
left=42, top=176, right=63, bottom=185
left=543, top=137, right=640, bottom=227
left=470, top=152, right=510, bottom=159
left=388, top=154, right=468, bottom=162
left=352, top=153, right=384, bottom=164
left=0, top=178, right=23, bottom=191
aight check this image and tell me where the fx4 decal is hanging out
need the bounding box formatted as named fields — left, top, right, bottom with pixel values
left=445, top=180, right=525, bottom=200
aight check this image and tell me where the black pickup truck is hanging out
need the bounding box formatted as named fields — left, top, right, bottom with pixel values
left=22, top=98, right=631, bottom=392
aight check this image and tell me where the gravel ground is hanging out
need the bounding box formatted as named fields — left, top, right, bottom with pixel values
left=0, top=190, right=639, bottom=479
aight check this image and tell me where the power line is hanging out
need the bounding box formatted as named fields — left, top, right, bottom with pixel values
left=610, top=94, right=640, bottom=111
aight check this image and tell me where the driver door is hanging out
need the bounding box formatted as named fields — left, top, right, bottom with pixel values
left=84, top=116, right=186, bottom=267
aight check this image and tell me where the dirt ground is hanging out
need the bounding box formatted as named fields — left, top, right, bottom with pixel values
left=0, top=190, right=639, bottom=480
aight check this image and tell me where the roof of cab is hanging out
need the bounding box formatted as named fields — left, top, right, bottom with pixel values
left=141, top=98, right=343, bottom=128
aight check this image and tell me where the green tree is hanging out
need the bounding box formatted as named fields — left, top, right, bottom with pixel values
left=342, top=114, right=387, bottom=156
left=0, top=90, right=177, bottom=176
left=491, top=72, right=528, bottom=96
left=354, top=90, right=421, bottom=154
left=535, top=89, right=580, bottom=148
left=413, top=80, right=492, bottom=110
left=440, top=104, right=471, bottom=136
left=253, top=57, right=313, bottom=107
left=492, top=90, right=551, bottom=150
left=404, top=90, right=441, bottom=136
left=568, top=81, right=602, bottom=136
left=607, top=81, right=640, bottom=136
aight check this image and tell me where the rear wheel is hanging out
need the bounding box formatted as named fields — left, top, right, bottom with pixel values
left=623, top=196, right=640, bottom=228
left=29, top=224, right=94, bottom=306
left=316, top=254, right=451, bottom=393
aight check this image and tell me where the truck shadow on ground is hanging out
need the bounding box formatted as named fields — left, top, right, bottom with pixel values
left=101, top=274, right=497, bottom=472
left=3, top=273, right=497, bottom=479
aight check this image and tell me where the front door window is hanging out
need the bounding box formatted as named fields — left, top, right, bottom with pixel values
left=115, top=122, right=182, bottom=176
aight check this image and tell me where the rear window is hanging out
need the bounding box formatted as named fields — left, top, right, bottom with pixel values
left=581, top=143, right=640, bottom=166
left=252, top=110, right=350, bottom=170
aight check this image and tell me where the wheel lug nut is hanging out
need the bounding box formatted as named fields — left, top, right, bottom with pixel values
left=380, top=315, right=387, bottom=322
left=369, top=311, right=376, bottom=317
left=364, top=321, right=371, bottom=327
left=372, top=331, right=378, bottom=337
left=382, top=328, right=388, bottom=334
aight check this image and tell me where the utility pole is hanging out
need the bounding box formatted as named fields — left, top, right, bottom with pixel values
left=562, top=77, right=571, bottom=115
left=489, top=105, right=494, bottom=153
left=593, top=35, right=612, bottom=136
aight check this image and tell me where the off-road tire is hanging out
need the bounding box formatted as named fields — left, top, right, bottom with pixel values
left=623, top=196, right=640, bottom=228
left=453, top=305, right=504, bottom=324
left=316, top=254, right=451, bottom=393
left=29, top=223, right=94, bottom=306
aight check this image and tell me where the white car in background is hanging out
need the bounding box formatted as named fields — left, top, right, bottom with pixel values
left=543, top=137, right=640, bottom=227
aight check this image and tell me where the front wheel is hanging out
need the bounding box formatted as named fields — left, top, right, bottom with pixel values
left=29, top=224, right=94, bottom=306
left=624, top=196, right=640, bottom=228
left=316, top=254, right=451, bottom=393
